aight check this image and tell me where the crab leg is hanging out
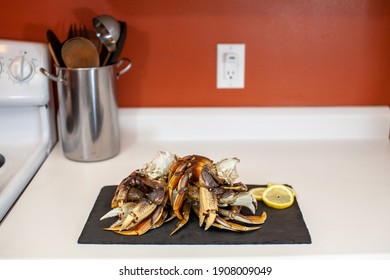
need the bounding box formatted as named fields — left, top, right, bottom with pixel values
left=213, top=216, right=262, bottom=232
left=164, top=208, right=177, bottom=223
left=167, top=161, right=189, bottom=205
left=218, top=208, right=267, bottom=225
left=172, top=173, right=189, bottom=220
left=222, top=182, right=248, bottom=192
left=192, top=205, right=262, bottom=232
left=170, top=200, right=192, bottom=236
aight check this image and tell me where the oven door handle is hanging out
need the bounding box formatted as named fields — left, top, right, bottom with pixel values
left=39, top=68, right=68, bottom=85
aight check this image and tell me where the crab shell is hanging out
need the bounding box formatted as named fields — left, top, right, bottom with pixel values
left=141, top=151, right=178, bottom=180
left=214, top=157, right=240, bottom=185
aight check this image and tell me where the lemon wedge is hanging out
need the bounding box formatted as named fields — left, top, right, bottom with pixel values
left=249, top=187, right=267, bottom=201
left=262, top=185, right=295, bottom=209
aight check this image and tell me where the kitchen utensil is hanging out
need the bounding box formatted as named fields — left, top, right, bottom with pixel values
left=92, top=15, right=121, bottom=65
left=46, top=29, right=64, bottom=67
left=92, top=15, right=120, bottom=52
left=61, top=37, right=100, bottom=68
left=108, top=21, right=127, bottom=65
left=47, top=42, right=60, bottom=66
left=98, top=45, right=111, bottom=67
left=40, top=58, right=132, bottom=162
left=67, top=24, right=74, bottom=39
left=73, top=23, right=87, bottom=38
left=67, top=23, right=87, bottom=39
left=68, top=23, right=101, bottom=51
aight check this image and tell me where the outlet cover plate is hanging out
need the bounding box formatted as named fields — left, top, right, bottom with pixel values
left=217, top=44, right=245, bottom=89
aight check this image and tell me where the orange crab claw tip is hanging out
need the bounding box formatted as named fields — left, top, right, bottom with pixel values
left=113, top=230, right=139, bottom=236
left=245, top=211, right=267, bottom=224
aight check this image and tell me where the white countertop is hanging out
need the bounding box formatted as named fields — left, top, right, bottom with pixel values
left=0, top=106, right=389, bottom=259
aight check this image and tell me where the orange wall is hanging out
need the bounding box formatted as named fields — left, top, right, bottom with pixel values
left=1, top=0, right=389, bottom=107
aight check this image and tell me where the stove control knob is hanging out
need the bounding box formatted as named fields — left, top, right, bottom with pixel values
left=8, top=56, right=35, bottom=83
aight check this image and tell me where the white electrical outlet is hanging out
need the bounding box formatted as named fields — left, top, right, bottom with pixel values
left=217, top=44, right=245, bottom=89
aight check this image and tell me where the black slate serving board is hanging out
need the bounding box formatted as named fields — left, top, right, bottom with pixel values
left=78, top=185, right=311, bottom=245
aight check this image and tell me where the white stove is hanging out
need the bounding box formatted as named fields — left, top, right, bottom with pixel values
left=0, top=39, right=56, bottom=222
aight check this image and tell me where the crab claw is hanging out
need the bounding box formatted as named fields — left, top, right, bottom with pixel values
left=199, top=187, right=218, bottom=230
left=113, top=205, right=165, bottom=236
left=111, top=178, right=131, bottom=208
left=100, top=202, right=137, bottom=228
left=232, top=192, right=257, bottom=214
left=100, top=207, right=123, bottom=221
left=146, top=189, right=165, bottom=205
left=219, top=191, right=257, bottom=214
left=100, top=202, right=136, bottom=221
left=120, top=199, right=157, bottom=230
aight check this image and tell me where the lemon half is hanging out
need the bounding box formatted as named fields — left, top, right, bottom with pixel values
left=249, top=187, right=267, bottom=201
left=267, top=183, right=296, bottom=197
left=262, top=185, right=295, bottom=209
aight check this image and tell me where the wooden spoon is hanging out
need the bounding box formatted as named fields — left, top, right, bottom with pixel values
left=47, top=29, right=65, bottom=67
left=61, top=37, right=100, bottom=68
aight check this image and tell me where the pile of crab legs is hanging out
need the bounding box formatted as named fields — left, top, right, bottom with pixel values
left=100, top=151, right=267, bottom=236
